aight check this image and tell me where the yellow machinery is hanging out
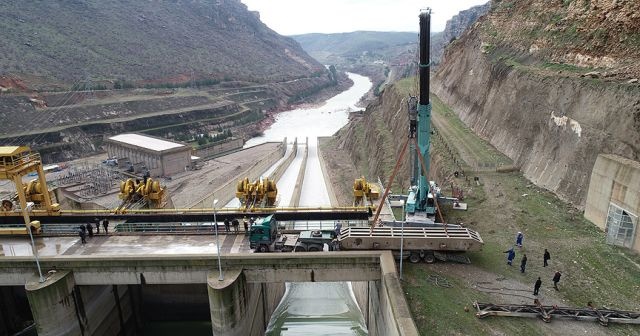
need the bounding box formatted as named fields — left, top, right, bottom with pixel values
left=24, top=179, right=49, bottom=203
left=236, top=177, right=278, bottom=209
left=118, top=177, right=166, bottom=210
left=0, top=146, right=59, bottom=233
left=353, top=176, right=380, bottom=206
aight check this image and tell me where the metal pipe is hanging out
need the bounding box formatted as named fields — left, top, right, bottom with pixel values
left=399, top=220, right=405, bottom=280
left=213, top=199, right=223, bottom=281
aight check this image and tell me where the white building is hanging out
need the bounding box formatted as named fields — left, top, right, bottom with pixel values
left=105, top=133, right=192, bottom=177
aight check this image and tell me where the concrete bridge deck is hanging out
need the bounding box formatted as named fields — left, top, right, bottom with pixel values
left=0, top=234, right=250, bottom=257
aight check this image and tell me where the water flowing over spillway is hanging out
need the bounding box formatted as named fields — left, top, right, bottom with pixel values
left=248, top=73, right=372, bottom=336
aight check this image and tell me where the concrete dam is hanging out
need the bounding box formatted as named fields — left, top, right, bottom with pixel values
left=0, top=251, right=417, bottom=336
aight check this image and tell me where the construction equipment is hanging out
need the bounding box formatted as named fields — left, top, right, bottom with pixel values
left=0, top=146, right=59, bottom=235
left=0, top=146, right=60, bottom=228
left=474, top=301, right=640, bottom=326
left=373, top=9, right=463, bottom=227
left=236, top=177, right=278, bottom=209
left=24, top=179, right=50, bottom=204
left=249, top=215, right=483, bottom=262
left=117, top=177, right=166, bottom=210
left=405, top=9, right=438, bottom=220
left=353, top=176, right=380, bottom=206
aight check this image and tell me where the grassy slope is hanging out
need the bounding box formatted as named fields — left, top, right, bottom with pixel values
left=403, top=92, right=640, bottom=336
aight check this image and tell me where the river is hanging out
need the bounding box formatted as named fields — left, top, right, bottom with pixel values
left=246, top=72, right=372, bottom=336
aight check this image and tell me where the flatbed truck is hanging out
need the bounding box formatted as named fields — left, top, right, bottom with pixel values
left=249, top=215, right=483, bottom=263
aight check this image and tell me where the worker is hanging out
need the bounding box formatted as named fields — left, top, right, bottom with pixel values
left=86, top=223, right=94, bottom=237
left=224, top=218, right=230, bottom=233
left=503, top=246, right=516, bottom=266
left=334, top=222, right=342, bottom=237
left=94, top=218, right=100, bottom=234
left=232, top=218, right=239, bottom=233
left=78, top=228, right=87, bottom=244
left=103, top=219, right=109, bottom=234
left=533, top=277, right=542, bottom=295
left=552, top=271, right=562, bottom=291
left=515, top=231, right=524, bottom=248
left=543, top=249, right=551, bottom=267
left=243, top=217, right=249, bottom=234
left=520, top=254, right=527, bottom=273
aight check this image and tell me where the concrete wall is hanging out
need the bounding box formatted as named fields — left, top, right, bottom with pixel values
left=268, top=137, right=297, bottom=183
left=161, top=150, right=192, bottom=176
left=195, top=138, right=244, bottom=160
left=317, top=137, right=339, bottom=207
left=291, top=138, right=308, bottom=207
left=352, top=253, right=419, bottom=336
left=584, top=154, right=640, bottom=251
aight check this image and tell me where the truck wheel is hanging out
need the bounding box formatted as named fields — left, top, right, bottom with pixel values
left=308, top=245, right=322, bottom=252
left=294, top=246, right=306, bottom=252
left=257, top=245, right=269, bottom=253
left=409, top=252, right=421, bottom=264
left=423, top=253, right=436, bottom=264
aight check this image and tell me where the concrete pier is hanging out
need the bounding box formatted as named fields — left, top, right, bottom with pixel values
left=25, top=271, right=133, bottom=336
left=26, top=271, right=84, bottom=336
left=208, top=269, right=285, bottom=336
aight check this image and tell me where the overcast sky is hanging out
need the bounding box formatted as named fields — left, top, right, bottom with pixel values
left=241, top=0, right=489, bottom=35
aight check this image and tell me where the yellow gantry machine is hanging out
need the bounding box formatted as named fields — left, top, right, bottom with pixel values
left=117, top=177, right=166, bottom=211
left=353, top=176, right=380, bottom=206
left=236, top=177, right=278, bottom=210
left=0, top=146, right=60, bottom=233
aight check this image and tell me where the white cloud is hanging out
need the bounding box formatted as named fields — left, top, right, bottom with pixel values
left=241, top=0, right=489, bottom=35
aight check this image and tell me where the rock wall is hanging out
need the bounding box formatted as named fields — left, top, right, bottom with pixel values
left=431, top=2, right=490, bottom=65
left=433, top=30, right=640, bottom=208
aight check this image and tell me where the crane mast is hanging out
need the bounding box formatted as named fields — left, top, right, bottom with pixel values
left=406, top=9, right=435, bottom=217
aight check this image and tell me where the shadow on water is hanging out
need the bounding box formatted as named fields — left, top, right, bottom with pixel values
left=266, top=282, right=368, bottom=336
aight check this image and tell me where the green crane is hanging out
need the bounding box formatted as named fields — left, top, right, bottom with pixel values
left=406, top=9, right=437, bottom=218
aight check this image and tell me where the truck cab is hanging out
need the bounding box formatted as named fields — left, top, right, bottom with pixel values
left=249, top=214, right=278, bottom=252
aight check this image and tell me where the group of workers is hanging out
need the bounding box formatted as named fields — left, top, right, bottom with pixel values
left=503, top=231, right=564, bottom=296
left=77, top=218, right=109, bottom=244
left=223, top=217, right=253, bottom=234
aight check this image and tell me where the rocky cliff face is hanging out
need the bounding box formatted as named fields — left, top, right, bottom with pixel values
left=431, top=2, right=490, bottom=65
left=433, top=0, right=640, bottom=207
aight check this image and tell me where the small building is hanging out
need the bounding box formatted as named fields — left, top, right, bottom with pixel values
left=105, top=133, right=192, bottom=177
left=584, top=154, right=640, bottom=252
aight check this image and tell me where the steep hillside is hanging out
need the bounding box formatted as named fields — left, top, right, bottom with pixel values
left=0, top=0, right=325, bottom=89
left=481, top=0, right=640, bottom=77
left=433, top=0, right=640, bottom=207
left=431, top=2, right=490, bottom=65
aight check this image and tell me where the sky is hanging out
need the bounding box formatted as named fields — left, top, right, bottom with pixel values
left=241, top=0, right=489, bottom=35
